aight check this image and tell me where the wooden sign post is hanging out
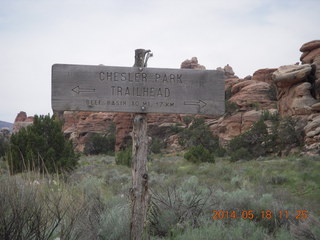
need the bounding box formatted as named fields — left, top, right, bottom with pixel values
left=51, top=50, right=225, bottom=240
left=130, top=49, right=151, bottom=240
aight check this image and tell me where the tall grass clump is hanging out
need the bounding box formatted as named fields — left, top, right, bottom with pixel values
left=0, top=174, right=103, bottom=240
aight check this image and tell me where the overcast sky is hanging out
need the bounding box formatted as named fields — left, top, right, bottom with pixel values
left=1, top=0, right=319, bottom=123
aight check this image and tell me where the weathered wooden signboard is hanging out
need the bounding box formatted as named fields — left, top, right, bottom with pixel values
left=52, top=64, right=225, bottom=115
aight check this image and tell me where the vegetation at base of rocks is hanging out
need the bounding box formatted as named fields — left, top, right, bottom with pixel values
left=230, top=147, right=251, bottom=162
left=267, top=85, right=278, bottom=101
left=115, top=147, right=132, bottom=167
left=248, top=102, right=261, bottom=110
left=84, top=122, right=116, bottom=156
left=225, top=87, right=232, bottom=101
left=228, top=111, right=304, bottom=162
left=5, top=115, right=78, bottom=174
left=168, top=123, right=184, bottom=134
left=150, top=137, right=165, bottom=154
left=178, top=117, right=225, bottom=158
left=184, top=145, right=215, bottom=163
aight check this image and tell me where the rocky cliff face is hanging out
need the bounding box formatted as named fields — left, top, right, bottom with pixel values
left=13, top=40, right=320, bottom=155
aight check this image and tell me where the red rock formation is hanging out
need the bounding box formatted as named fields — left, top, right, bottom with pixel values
left=272, top=64, right=316, bottom=117
left=299, top=40, right=320, bottom=100
left=12, top=111, right=34, bottom=133
left=252, top=68, right=277, bottom=85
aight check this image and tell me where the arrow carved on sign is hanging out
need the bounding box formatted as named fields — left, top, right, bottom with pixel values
left=72, top=86, right=96, bottom=94
left=184, top=100, right=207, bottom=109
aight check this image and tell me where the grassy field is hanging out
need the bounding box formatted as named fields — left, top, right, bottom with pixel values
left=0, top=153, right=319, bottom=239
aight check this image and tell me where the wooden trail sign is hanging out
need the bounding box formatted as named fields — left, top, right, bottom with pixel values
left=52, top=64, right=225, bottom=115
left=51, top=49, right=225, bottom=240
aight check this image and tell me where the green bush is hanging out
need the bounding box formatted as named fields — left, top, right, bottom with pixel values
left=84, top=123, right=116, bottom=155
left=178, top=117, right=223, bottom=155
left=6, top=115, right=78, bottom=173
left=184, top=145, right=215, bottom=164
left=182, top=116, right=193, bottom=126
left=225, top=100, right=239, bottom=115
left=228, top=113, right=303, bottom=161
left=267, top=85, right=278, bottom=101
left=0, top=132, right=9, bottom=158
left=277, top=117, right=304, bottom=149
left=149, top=176, right=213, bottom=238
left=228, top=119, right=269, bottom=161
left=115, top=148, right=132, bottom=167
left=230, top=147, right=251, bottom=162
left=150, top=137, right=164, bottom=154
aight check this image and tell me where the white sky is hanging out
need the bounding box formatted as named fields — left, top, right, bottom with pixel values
left=1, top=0, right=319, bottom=123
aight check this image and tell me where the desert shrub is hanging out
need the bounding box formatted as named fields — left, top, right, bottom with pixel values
left=228, top=119, right=268, bottom=161
left=115, top=148, right=132, bottom=167
left=225, top=100, right=239, bottom=115
left=184, top=145, right=215, bottom=163
left=225, top=87, right=232, bottom=101
left=150, top=137, right=165, bottom=154
left=0, top=174, right=102, bottom=240
left=178, top=117, right=224, bottom=156
left=6, top=115, right=78, bottom=174
left=230, top=147, right=251, bottom=162
left=215, top=146, right=226, bottom=157
left=149, top=176, right=213, bottom=237
left=182, top=116, right=193, bottom=126
left=267, top=85, right=278, bottom=101
left=260, top=110, right=280, bottom=122
left=169, top=123, right=184, bottom=134
left=99, top=196, right=131, bottom=240
left=84, top=123, right=116, bottom=155
left=277, top=117, right=304, bottom=150
left=248, top=102, right=261, bottom=110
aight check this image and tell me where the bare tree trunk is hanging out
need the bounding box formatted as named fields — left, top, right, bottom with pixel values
left=130, top=49, right=151, bottom=240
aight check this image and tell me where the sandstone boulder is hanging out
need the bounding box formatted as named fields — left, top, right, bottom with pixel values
left=300, top=40, right=320, bottom=52
left=277, top=82, right=316, bottom=117
left=224, top=64, right=235, bottom=78
left=180, top=57, right=205, bottom=69
left=252, top=68, right=277, bottom=85
left=209, top=110, right=262, bottom=145
left=272, top=64, right=312, bottom=88
left=301, top=48, right=320, bottom=64
left=229, top=81, right=275, bottom=110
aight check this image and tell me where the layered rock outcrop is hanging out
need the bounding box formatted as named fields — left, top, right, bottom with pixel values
left=272, top=64, right=316, bottom=116
left=210, top=66, right=277, bottom=145
left=300, top=40, right=320, bottom=100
